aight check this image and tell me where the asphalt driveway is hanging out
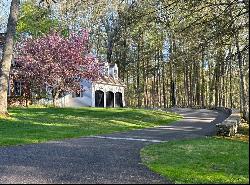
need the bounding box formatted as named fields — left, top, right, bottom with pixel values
left=0, top=108, right=229, bottom=184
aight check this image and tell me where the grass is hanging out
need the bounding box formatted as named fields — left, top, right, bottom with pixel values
left=0, top=107, right=182, bottom=147
left=141, top=137, right=249, bottom=184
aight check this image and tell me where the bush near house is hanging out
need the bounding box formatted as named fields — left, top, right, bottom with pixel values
left=8, top=96, right=30, bottom=107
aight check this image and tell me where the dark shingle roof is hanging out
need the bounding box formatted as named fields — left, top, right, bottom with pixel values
left=95, top=76, right=126, bottom=87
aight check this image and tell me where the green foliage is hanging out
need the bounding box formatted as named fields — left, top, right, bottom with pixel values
left=141, top=137, right=249, bottom=184
left=17, top=2, right=59, bottom=37
left=57, top=0, right=248, bottom=112
left=0, top=107, right=181, bottom=147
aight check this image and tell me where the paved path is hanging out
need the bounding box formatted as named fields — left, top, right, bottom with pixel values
left=0, top=108, right=229, bottom=184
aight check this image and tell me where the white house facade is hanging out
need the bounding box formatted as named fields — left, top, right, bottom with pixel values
left=52, top=62, right=126, bottom=108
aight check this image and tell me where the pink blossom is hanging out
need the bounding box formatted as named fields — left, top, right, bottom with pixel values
left=14, top=31, right=101, bottom=94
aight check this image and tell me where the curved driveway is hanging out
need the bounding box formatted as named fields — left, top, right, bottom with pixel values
left=0, top=108, right=229, bottom=184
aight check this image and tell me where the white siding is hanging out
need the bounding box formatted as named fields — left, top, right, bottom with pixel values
left=34, top=64, right=126, bottom=108
left=62, top=79, right=93, bottom=107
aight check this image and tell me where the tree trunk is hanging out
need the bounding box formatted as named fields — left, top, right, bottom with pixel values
left=184, top=61, right=189, bottom=107
left=169, top=38, right=176, bottom=107
left=201, top=51, right=205, bottom=107
left=189, top=63, right=193, bottom=107
left=229, top=50, right=233, bottom=108
left=235, top=31, right=246, bottom=117
left=52, top=89, right=60, bottom=107
left=107, top=40, right=113, bottom=63
left=136, top=41, right=141, bottom=107
left=0, top=0, right=20, bottom=116
left=195, top=61, right=201, bottom=106
left=162, top=63, right=167, bottom=108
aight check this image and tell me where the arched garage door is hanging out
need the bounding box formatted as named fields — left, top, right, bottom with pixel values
left=95, top=90, right=104, bottom=107
left=106, top=91, right=114, bottom=107
left=115, top=92, right=123, bottom=107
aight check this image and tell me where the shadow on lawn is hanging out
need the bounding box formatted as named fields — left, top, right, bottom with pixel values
left=7, top=107, right=181, bottom=126
left=17, top=107, right=180, bottom=117
left=0, top=107, right=181, bottom=146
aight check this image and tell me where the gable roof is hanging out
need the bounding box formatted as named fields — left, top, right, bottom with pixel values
left=95, top=76, right=126, bottom=87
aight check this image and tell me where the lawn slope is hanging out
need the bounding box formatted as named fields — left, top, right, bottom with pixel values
left=141, top=137, right=249, bottom=184
left=0, top=107, right=181, bottom=146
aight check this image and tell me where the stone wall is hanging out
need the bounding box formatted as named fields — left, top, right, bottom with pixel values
left=215, top=108, right=242, bottom=137
left=144, top=106, right=242, bottom=137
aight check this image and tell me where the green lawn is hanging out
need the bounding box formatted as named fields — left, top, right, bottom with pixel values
left=0, top=107, right=181, bottom=147
left=141, top=137, right=249, bottom=184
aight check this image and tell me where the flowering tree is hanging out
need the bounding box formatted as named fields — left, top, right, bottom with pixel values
left=14, top=31, right=100, bottom=105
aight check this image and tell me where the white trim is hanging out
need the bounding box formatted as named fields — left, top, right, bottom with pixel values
left=95, top=82, right=126, bottom=87
left=80, top=84, right=84, bottom=98
left=91, top=136, right=165, bottom=143
left=104, top=89, right=107, bottom=107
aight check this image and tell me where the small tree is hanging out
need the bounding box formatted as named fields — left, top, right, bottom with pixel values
left=15, top=31, right=100, bottom=106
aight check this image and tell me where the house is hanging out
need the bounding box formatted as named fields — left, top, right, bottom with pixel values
left=0, top=33, right=126, bottom=107
left=60, top=62, right=126, bottom=108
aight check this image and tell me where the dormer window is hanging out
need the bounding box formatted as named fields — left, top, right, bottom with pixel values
left=102, top=63, right=119, bottom=78
left=113, top=64, right=118, bottom=79
left=114, top=69, right=118, bottom=79
left=105, top=67, right=108, bottom=76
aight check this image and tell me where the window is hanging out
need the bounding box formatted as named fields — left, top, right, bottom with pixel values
left=114, top=69, right=118, bottom=78
left=105, top=67, right=109, bottom=76
left=7, top=81, right=10, bottom=96
left=46, top=85, right=53, bottom=95
left=80, top=85, right=84, bottom=97
left=72, top=85, right=84, bottom=98
left=46, top=85, right=53, bottom=99
left=11, top=60, right=19, bottom=67
left=14, top=81, right=21, bottom=96
left=72, top=92, right=80, bottom=98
